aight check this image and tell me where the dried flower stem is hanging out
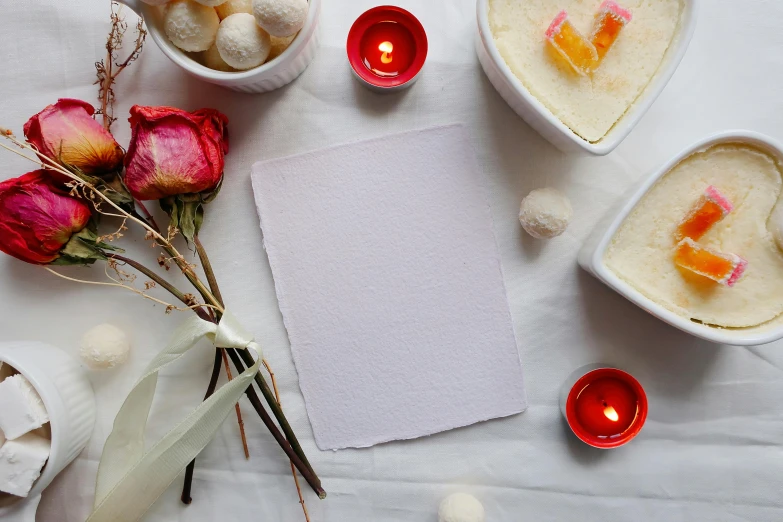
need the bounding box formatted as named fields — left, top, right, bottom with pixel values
left=43, top=267, right=205, bottom=314
left=194, top=235, right=224, bottom=306
left=194, top=232, right=311, bottom=517
left=182, top=350, right=223, bottom=505
left=226, top=349, right=326, bottom=499
left=264, top=359, right=311, bottom=522
left=96, top=2, right=146, bottom=131
left=222, top=349, right=250, bottom=459
left=135, top=199, right=161, bottom=233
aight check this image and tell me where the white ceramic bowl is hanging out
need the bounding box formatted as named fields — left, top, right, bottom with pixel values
left=117, top=0, right=321, bottom=93
left=475, top=0, right=699, bottom=155
left=579, top=131, right=783, bottom=346
left=0, top=342, right=96, bottom=521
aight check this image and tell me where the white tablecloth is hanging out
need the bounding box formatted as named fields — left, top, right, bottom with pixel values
left=1, top=1, right=782, bottom=521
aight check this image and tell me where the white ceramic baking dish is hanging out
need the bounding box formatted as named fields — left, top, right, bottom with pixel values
left=579, top=131, right=783, bottom=346
left=117, top=0, right=321, bottom=93
left=0, top=342, right=96, bottom=521
left=475, top=0, right=699, bottom=155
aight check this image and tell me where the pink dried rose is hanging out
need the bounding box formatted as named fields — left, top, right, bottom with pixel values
left=0, top=171, right=92, bottom=264
left=23, top=99, right=125, bottom=178
left=123, top=105, right=229, bottom=201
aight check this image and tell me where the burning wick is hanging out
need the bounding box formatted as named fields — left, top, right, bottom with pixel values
left=379, top=41, right=393, bottom=64
left=603, top=401, right=619, bottom=422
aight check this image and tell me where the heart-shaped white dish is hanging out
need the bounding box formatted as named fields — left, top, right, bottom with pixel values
left=475, top=0, right=699, bottom=156
left=579, top=131, right=783, bottom=346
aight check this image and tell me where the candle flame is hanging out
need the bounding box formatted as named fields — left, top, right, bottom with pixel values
left=379, top=41, right=394, bottom=64
left=603, top=406, right=619, bottom=422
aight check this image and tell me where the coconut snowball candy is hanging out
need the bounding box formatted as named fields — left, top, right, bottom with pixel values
left=216, top=13, right=272, bottom=70
left=519, top=187, right=573, bottom=239
left=252, top=0, right=308, bottom=37
left=164, top=0, right=221, bottom=53
left=438, top=493, right=486, bottom=522
left=80, top=324, right=131, bottom=370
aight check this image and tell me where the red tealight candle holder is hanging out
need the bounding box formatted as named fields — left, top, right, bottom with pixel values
left=347, top=6, right=428, bottom=92
left=559, top=365, right=648, bottom=449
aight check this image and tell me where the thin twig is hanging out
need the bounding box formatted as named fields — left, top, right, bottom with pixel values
left=194, top=235, right=224, bottom=306
left=264, top=359, right=311, bottom=522
left=226, top=349, right=325, bottom=498
left=96, top=2, right=146, bottom=131
left=223, top=349, right=250, bottom=459
left=44, top=267, right=205, bottom=314
left=134, top=200, right=161, bottom=232
left=238, top=348, right=316, bottom=478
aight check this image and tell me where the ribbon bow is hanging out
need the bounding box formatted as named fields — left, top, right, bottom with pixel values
left=88, top=311, right=262, bottom=522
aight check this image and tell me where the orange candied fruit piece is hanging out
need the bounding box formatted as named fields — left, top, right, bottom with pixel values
left=546, top=11, right=599, bottom=75
left=676, top=186, right=734, bottom=241
left=591, top=1, right=633, bottom=60
left=674, top=238, right=747, bottom=287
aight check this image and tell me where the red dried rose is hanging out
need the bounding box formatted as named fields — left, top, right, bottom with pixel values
left=123, top=105, right=229, bottom=200
left=23, top=99, right=124, bottom=177
left=0, top=171, right=92, bottom=264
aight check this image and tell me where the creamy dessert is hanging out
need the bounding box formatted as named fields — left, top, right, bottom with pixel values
left=605, top=144, right=783, bottom=329
left=489, top=0, right=683, bottom=142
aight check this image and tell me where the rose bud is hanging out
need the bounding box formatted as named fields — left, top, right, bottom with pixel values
left=23, top=99, right=125, bottom=177
left=0, top=171, right=92, bottom=264
left=123, top=105, right=229, bottom=201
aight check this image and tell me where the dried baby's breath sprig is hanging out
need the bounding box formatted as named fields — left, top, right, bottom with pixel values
left=96, top=218, right=128, bottom=243
left=95, top=1, right=147, bottom=131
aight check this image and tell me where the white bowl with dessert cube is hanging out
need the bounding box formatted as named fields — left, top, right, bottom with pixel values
left=116, top=0, right=321, bottom=93
left=0, top=342, right=96, bottom=521
left=579, top=130, right=783, bottom=346
left=475, top=0, right=700, bottom=155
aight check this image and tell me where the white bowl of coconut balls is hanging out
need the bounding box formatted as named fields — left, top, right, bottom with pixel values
left=120, top=0, right=320, bottom=93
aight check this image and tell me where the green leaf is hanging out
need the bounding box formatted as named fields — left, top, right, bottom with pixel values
left=160, top=194, right=205, bottom=244
left=178, top=200, right=204, bottom=244
left=50, top=255, right=98, bottom=266
left=98, top=175, right=135, bottom=211
left=54, top=227, right=124, bottom=266
left=202, top=178, right=223, bottom=204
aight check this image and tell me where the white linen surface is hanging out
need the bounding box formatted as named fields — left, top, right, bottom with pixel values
left=0, top=0, right=781, bottom=521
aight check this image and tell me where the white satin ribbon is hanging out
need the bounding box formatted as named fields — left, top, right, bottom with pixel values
left=88, top=311, right=262, bottom=522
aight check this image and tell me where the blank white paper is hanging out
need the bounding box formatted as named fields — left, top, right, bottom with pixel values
left=251, top=125, right=526, bottom=450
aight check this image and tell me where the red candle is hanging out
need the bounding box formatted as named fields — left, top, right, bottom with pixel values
left=561, top=366, right=647, bottom=448
left=347, top=6, right=428, bottom=92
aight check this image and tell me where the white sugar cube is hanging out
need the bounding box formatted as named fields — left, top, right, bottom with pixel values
left=0, top=375, right=49, bottom=440
left=0, top=432, right=50, bottom=497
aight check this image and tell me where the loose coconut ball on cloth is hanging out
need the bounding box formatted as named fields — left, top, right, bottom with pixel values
left=80, top=324, right=131, bottom=370
left=203, top=43, right=236, bottom=71
left=216, top=0, right=253, bottom=19
left=216, top=13, right=271, bottom=70
left=164, top=0, right=220, bottom=52
left=252, top=0, right=308, bottom=37
left=519, top=187, right=573, bottom=239
left=438, top=493, right=486, bottom=522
